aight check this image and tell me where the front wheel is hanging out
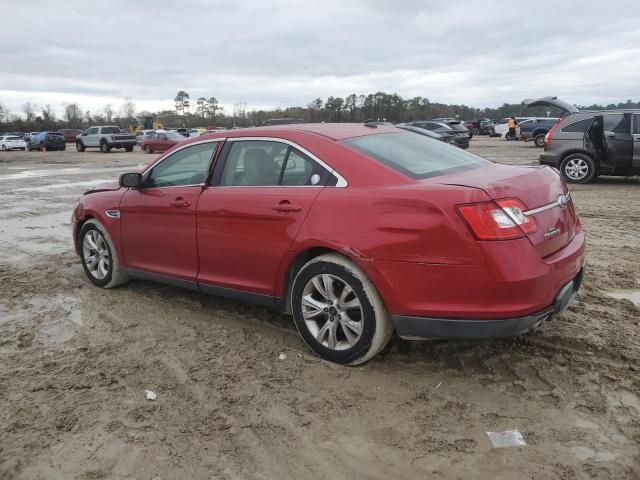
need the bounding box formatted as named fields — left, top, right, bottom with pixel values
left=560, top=153, right=597, bottom=184
left=143, top=145, right=152, bottom=154
left=76, top=141, right=85, bottom=152
left=291, top=253, right=393, bottom=365
left=79, top=219, right=129, bottom=288
left=1, top=145, right=5, bottom=151
left=534, top=134, right=546, bottom=148
left=26, top=143, right=31, bottom=151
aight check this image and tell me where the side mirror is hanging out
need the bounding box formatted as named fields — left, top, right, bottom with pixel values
left=119, top=172, right=142, bottom=188
left=82, top=132, right=87, bottom=136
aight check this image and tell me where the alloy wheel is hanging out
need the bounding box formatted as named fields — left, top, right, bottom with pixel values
left=301, top=273, right=364, bottom=350
left=564, top=158, right=589, bottom=181
left=82, top=230, right=110, bottom=280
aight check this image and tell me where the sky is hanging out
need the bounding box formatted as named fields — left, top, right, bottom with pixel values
left=1, top=0, right=639, bottom=118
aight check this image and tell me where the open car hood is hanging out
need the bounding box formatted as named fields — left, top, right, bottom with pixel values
left=521, top=96, right=579, bottom=115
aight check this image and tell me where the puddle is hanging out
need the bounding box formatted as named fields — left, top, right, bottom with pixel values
left=9, top=179, right=106, bottom=193
left=0, top=165, right=139, bottom=182
left=571, top=446, right=621, bottom=462
left=606, top=289, right=640, bottom=307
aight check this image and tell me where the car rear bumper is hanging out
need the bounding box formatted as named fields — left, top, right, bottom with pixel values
left=110, top=141, right=137, bottom=148
left=366, top=225, right=586, bottom=321
left=540, top=153, right=560, bottom=166
left=392, top=267, right=584, bottom=339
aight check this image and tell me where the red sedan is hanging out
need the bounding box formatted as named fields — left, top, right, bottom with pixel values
left=71, top=124, right=585, bottom=365
left=140, top=130, right=186, bottom=153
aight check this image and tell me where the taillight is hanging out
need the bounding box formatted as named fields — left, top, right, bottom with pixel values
left=545, top=120, right=560, bottom=147
left=457, top=198, right=537, bottom=240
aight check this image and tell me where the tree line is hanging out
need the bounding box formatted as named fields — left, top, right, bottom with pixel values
left=2, top=91, right=640, bottom=132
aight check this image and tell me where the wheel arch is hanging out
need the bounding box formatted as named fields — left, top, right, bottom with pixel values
left=276, top=244, right=389, bottom=315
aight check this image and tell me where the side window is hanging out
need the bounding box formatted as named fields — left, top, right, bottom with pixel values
left=604, top=114, right=629, bottom=134
left=86, top=127, right=98, bottom=135
left=633, top=114, right=640, bottom=135
left=146, top=142, right=218, bottom=188
left=220, top=140, right=287, bottom=186
left=561, top=118, right=593, bottom=133
left=281, top=148, right=329, bottom=186
left=158, top=133, right=167, bottom=140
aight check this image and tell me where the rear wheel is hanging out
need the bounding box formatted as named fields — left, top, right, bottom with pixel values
left=76, top=141, right=85, bottom=152
left=100, top=141, right=111, bottom=153
left=534, top=133, right=546, bottom=147
left=1, top=145, right=5, bottom=151
left=560, top=153, right=596, bottom=184
left=144, top=144, right=152, bottom=154
left=291, top=253, right=393, bottom=365
left=26, top=143, right=31, bottom=151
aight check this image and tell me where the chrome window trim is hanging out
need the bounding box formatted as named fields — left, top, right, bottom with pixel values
left=225, top=136, right=348, bottom=187
left=524, top=192, right=571, bottom=217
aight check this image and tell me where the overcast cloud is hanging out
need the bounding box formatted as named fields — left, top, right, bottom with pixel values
left=2, top=0, right=639, bottom=117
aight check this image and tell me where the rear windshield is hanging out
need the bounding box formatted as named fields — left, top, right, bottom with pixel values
left=101, top=127, right=120, bottom=134
left=342, top=132, right=489, bottom=179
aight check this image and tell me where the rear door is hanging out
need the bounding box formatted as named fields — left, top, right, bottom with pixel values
left=603, top=113, right=633, bottom=172
left=632, top=113, right=640, bottom=171
left=196, top=139, right=333, bottom=295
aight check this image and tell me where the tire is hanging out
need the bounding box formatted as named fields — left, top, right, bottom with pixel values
left=560, top=153, right=597, bottom=184
left=76, top=141, right=85, bottom=152
left=26, top=143, right=31, bottom=151
left=61, top=145, right=66, bottom=151
left=144, top=144, right=152, bottom=154
left=125, top=145, right=134, bottom=152
left=534, top=133, right=546, bottom=148
left=79, top=219, right=129, bottom=289
left=291, top=253, right=393, bottom=365
left=39, top=143, right=46, bottom=152
left=1, top=145, right=5, bottom=151
left=100, top=141, right=111, bottom=153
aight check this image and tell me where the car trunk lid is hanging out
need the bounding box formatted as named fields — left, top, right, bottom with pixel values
left=521, top=96, right=580, bottom=115
left=435, top=164, right=577, bottom=257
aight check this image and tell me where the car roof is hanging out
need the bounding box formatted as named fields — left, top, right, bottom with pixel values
left=223, top=123, right=400, bottom=141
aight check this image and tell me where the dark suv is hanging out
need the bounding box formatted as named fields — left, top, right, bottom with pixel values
left=406, top=121, right=470, bottom=149
left=518, top=118, right=558, bottom=147
left=523, top=96, right=640, bottom=183
left=26, top=131, right=66, bottom=151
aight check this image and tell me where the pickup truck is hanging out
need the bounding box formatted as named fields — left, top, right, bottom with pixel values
left=76, top=126, right=137, bottom=153
left=518, top=118, right=558, bottom=147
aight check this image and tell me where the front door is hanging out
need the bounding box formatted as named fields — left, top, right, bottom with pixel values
left=603, top=113, right=633, bottom=173
left=632, top=113, right=640, bottom=171
left=196, top=139, right=332, bottom=296
left=119, top=141, right=220, bottom=280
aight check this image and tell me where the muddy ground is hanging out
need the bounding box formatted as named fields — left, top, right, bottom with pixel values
left=0, top=137, right=639, bottom=480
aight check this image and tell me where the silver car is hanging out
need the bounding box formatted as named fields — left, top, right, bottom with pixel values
left=523, top=96, right=640, bottom=183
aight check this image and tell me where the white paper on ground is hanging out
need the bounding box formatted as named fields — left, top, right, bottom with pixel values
left=487, top=430, right=526, bottom=448
left=145, top=390, right=157, bottom=401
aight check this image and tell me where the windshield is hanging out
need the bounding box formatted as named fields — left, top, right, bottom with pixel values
left=342, top=132, right=489, bottom=179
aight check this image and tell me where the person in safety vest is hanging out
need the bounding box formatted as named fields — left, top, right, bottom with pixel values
left=507, top=116, right=518, bottom=140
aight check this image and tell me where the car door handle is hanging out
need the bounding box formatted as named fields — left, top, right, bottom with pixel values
left=271, top=203, right=302, bottom=212
left=605, top=132, right=616, bottom=138
left=170, top=199, right=191, bottom=208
